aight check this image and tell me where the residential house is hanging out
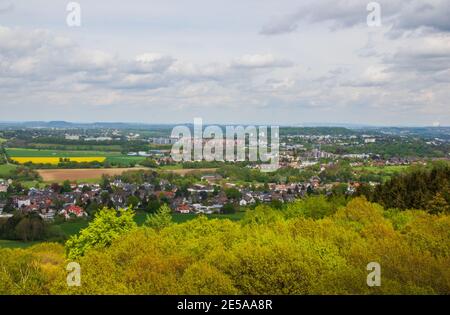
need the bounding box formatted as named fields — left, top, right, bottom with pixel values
left=60, top=205, right=87, bottom=219
left=176, top=204, right=191, bottom=214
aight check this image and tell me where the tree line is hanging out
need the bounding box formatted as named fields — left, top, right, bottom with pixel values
left=357, top=162, right=450, bottom=214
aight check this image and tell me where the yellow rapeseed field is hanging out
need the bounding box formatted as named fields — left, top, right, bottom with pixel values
left=10, top=157, right=106, bottom=164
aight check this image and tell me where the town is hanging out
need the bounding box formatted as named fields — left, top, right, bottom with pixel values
left=1, top=123, right=448, bottom=226
left=0, top=171, right=332, bottom=221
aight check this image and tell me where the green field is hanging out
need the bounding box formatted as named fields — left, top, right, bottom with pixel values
left=30, top=143, right=123, bottom=152
left=353, top=165, right=410, bottom=174
left=105, top=156, right=146, bottom=164
left=0, top=163, right=17, bottom=177
left=353, top=165, right=411, bottom=182
left=58, top=220, right=90, bottom=235
left=6, top=148, right=119, bottom=157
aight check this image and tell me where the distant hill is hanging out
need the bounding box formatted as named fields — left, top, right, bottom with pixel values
left=0, top=121, right=448, bottom=139
left=0, top=121, right=176, bottom=130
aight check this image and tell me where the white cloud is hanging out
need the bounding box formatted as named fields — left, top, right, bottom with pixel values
left=132, top=53, right=175, bottom=73
left=0, top=0, right=449, bottom=125
left=232, top=54, right=293, bottom=69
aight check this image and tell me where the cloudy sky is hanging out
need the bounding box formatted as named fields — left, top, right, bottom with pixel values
left=0, top=0, right=449, bottom=126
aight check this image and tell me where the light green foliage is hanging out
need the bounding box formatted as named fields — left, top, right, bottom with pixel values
left=285, top=195, right=337, bottom=219
left=1, top=197, right=450, bottom=294
left=0, top=243, right=65, bottom=294
left=241, top=205, right=283, bottom=225
left=65, top=207, right=137, bottom=260
left=144, top=204, right=173, bottom=230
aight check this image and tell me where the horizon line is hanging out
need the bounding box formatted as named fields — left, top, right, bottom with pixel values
left=0, top=120, right=448, bottom=129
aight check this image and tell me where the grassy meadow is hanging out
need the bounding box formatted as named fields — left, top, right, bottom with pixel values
left=0, top=163, right=17, bottom=177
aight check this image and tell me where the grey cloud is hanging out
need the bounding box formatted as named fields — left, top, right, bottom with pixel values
left=0, top=1, right=13, bottom=14
left=384, top=36, right=450, bottom=74
left=260, top=15, right=300, bottom=36
left=433, top=69, right=450, bottom=82
left=260, top=1, right=370, bottom=35
left=392, top=1, right=450, bottom=33
left=260, top=0, right=450, bottom=35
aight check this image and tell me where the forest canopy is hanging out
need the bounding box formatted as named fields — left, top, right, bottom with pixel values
left=1, top=197, right=449, bottom=295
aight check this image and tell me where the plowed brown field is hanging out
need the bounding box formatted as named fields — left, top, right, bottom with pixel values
left=37, top=167, right=218, bottom=182
left=37, top=168, right=149, bottom=182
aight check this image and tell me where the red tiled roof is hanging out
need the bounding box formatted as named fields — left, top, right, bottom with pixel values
left=177, top=204, right=190, bottom=211
left=155, top=191, right=175, bottom=199
left=65, top=205, right=84, bottom=216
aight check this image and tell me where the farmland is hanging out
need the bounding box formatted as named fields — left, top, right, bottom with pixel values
left=5, top=148, right=117, bottom=157
left=28, top=143, right=123, bottom=152
left=3, top=147, right=218, bottom=182
left=37, top=167, right=218, bottom=182
left=105, top=156, right=146, bottom=164
left=10, top=157, right=106, bottom=164
left=5, top=148, right=145, bottom=165
left=37, top=167, right=150, bottom=182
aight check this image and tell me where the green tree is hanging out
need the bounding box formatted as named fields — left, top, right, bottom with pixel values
left=65, top=207, right=137, bottom=259
left=100, top=191, right=110, bottom=205
left=270, top=199, right=283, bottom=209
left=81, top=185, right=91, bottom=193
left=144, top=204, right=173, bottom=230
left=85, top=200, right=99, bottom=216
left=222, top=203, right=236, bottom=214
left=13, top=213, right=46, bottom=242
left=62, top=180, right=72, bottom=193
left=296, top=195, right=336, bottom=219
left=427, top=192, right=450, bottom=215
left=126, top=195, right=140, bottom=208
left=141, top=159, right=158, bottom=168
left=100, top=175, right=110, bottom=190
left=225, top=188, right=241, bottom=200
left=146, top=199, right=161, bottom=213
